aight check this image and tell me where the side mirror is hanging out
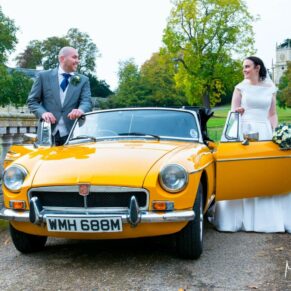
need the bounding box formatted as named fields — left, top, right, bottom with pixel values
left=242, top=132, right=259, bottom=145
left=243, top=132, right=259, bottom=141
left=23, top=133, right=37, bottom=144
left=36, top=121, right=52, bottom=146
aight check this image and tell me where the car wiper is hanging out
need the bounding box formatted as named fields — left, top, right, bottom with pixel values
left=118, top=132, right=160, bottom=140
left=69, top=135, right=97, bottom=142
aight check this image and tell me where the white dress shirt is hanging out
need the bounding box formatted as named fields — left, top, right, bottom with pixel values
left=53, top=67, right=75, bottom=137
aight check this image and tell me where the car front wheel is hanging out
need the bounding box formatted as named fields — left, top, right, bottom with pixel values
left=176, top=182, right=204, bottom=259
left=9, top=223, right=47, bottom=253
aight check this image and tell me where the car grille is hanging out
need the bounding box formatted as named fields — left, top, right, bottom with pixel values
left=29, top=186, right=148, bottom=209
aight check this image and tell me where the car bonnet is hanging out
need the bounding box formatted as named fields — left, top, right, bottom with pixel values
left=29, top=141, right=188, bottom=188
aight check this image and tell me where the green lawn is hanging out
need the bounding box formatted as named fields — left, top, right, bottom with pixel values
left=208, top=105, right=291, bottom=141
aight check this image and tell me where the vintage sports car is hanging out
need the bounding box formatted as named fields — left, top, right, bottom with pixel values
left=1, top=108, right=290, bottom=259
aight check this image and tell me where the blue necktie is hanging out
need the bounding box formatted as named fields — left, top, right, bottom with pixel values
left=60, top=73, right=71, bottom=92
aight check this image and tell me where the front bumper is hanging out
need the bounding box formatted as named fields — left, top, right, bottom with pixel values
left=1, top=193, right=195, bottom=229
left=0, top=207, right=194, bottom=224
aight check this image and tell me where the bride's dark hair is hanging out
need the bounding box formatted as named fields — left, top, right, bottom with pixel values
left=245, top=56, right=267, bottom=80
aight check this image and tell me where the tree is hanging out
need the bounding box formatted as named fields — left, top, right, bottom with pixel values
left=15, top=28, right=106, bottom=99
left=0, top=65, right=32, bottom=108
left=110, top=59, right=145, bottom=107
left=42, top=37, right=70, bottom=69
left=88, top=74, right=113, bottom=97
left=163, top=0, right=255, bottom=108
left=15, top=28, right=98, bottom=74
left=8, top=70, right=33, bottom=107
left=109, top=53, right=189, bottom=108
left=0, top=6, right=18, bottom=64
left=15, top=40, right=43, bottom=68
left=140, top=51, right=188, bottom=106
left=66, top=28, right=99, bottom=74
left=212, top=58, right=243, bottom=105
left=0, top=7, right=38, bottom=108
left=277, top=61, right=291, bottom=108
left=0, top=65, right=11, bottom=106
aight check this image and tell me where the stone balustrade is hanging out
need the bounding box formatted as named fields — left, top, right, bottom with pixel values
left=0, top=113, right=37, bottom=177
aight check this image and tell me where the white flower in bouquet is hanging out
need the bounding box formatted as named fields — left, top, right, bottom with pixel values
left=272, top=123, right=291, bottom=150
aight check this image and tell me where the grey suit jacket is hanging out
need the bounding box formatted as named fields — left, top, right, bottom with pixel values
left=27, top=68, right=92, bottom=132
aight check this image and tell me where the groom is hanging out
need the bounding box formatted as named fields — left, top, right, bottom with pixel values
left=27, top=46, right=92, bottom=145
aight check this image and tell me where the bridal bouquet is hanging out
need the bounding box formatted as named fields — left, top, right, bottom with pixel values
left=272, top=123, right=291, bottom=150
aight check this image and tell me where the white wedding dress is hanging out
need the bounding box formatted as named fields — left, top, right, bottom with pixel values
left=214, top=81, right=291, bottom=233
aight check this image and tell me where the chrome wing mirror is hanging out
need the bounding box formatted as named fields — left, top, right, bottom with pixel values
left=242, top=132, right=259, bottom=145
left=23, top=133, right=37, bottom=144
left=35, top=121, right=52, bottom=146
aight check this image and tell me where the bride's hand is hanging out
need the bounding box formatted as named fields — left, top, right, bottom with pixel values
left=235, top=107, right=245, bottom=115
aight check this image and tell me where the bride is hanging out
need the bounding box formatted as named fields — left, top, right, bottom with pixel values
left=214, top=56, right=291, bottom=233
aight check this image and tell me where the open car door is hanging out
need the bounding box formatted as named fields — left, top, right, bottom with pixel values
left=215, top=112, right=291, bottom=201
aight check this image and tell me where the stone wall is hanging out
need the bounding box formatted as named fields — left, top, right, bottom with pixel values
left=0, top=113, right=37, bottom=177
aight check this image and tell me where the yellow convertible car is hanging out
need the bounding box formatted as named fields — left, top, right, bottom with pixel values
left=1, top=108, right=290, bottom=259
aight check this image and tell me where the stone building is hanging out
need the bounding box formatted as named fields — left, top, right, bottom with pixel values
left=274, top=39, right=291, bottom=85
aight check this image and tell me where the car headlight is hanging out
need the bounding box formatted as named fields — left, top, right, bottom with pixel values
left=3, top=165, right=28, bottom=192
left=159, top=164, right=188, bottom=193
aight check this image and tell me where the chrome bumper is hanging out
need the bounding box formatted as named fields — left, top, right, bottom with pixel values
left=0, top=207, right=194, bottom=224
left=1, top=196, right=195, bottom=226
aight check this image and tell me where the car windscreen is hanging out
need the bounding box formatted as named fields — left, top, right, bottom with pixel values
left=70, top=109, right=199, bottom=141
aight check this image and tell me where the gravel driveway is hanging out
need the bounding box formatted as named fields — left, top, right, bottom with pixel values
left=0, top=218, right=290, bottom=291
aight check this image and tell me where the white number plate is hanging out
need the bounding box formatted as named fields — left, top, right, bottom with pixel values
left=46, top=216, right=122, bottom=233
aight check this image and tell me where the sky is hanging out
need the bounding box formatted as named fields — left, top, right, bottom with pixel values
left=0, top=0, right=290, bottom=90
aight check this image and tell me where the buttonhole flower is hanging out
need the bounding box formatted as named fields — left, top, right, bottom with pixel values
left=70, top=75, right=81, bottom=86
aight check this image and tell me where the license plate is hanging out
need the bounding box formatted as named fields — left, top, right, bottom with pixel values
left=46, top=216, right=122, bottom=233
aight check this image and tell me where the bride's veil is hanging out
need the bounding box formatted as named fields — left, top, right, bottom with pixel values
left=263, top=71, right=277, bottom=89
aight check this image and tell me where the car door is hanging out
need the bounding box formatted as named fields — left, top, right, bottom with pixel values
left=215, top=112, right=291, bottom=201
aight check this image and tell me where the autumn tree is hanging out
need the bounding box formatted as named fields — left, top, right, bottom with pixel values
left=163, top=0, right=255, bottom=108
left=140, top=51, right=188, bottom=106
left=15, top=40, right=43, bottom=69
left=277, top=61, right=291, bottom=108
left=109, top=54, right=189, bottom=108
